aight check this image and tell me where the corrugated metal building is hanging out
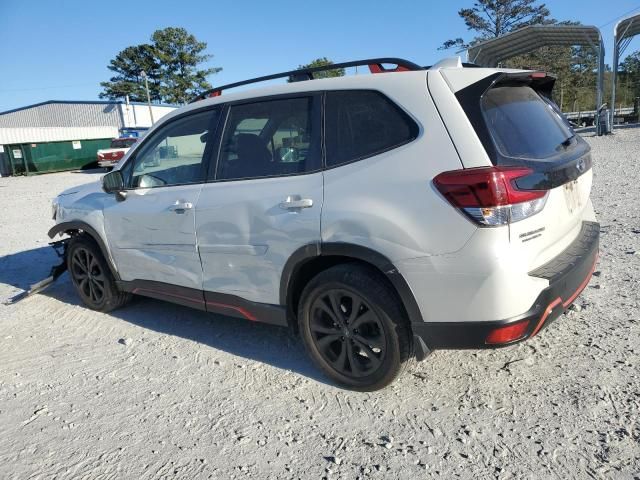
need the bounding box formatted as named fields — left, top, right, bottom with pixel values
left=0, top=100, right=176, bottom=175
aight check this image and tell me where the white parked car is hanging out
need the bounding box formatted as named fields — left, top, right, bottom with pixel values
left=49, top=58, right=599, bottom=390
left=97, top=137, right=137, bottom=168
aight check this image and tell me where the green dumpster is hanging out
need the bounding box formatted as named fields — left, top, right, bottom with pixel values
left=5, top=138, right=112, bottom=175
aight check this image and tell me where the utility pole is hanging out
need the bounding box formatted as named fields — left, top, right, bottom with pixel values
left=140, top=70, right=155, bottom=125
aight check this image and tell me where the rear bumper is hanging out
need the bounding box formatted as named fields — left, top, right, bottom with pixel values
left=413, top=221, right=599, bottom=350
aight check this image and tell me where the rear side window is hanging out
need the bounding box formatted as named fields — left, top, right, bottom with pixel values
left=481, top=86, right=574, bottom=159
left=325, top=91, right=418, bottom=167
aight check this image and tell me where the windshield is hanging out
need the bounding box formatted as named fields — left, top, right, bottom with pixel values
left=111, top=138, right=136, bottom=149
left=481, top=86, right=574, bottom=160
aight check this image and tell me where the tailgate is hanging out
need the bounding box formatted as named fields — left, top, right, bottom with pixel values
left=452, top=70, right=595, bottom=270
left=511, top=166, right=593, bottom=269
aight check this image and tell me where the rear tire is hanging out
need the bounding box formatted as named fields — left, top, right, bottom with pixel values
left=298, top=264, right=412, bottom=391
left=67, top=235, right=130, bottom=312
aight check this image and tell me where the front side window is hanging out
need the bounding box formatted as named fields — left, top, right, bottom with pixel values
left=128, top=109, right=218, bottom=188
left=217, top=97, right=320, bottom=181
left=325, top=90, right=419, bottom=168
left=481, top=86, right=574, bottom=159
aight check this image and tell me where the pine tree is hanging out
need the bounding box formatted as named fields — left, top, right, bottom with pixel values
left=100, top=27, right=221, bottom=104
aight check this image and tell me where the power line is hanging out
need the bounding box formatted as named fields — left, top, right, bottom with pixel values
left=599, top=4, right=640, bottom=28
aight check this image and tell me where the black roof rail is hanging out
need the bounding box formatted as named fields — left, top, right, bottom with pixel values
left=190, top=57, right=424, bottom=103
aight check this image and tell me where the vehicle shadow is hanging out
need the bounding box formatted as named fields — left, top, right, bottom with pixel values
left=1, top=246, right=327, bottom=385
left=0, top=245, right=62, bottom=292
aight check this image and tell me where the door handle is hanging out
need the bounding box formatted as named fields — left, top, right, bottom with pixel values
left=280, top=195, right=313, bottom=210
left=169, top=200, right=193, bottom=214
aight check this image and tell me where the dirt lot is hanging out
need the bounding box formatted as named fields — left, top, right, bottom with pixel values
left=1, top=129, right=639, bottom=479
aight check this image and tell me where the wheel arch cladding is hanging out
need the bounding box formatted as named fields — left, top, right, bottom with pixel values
left=281, top=243, right=424, bottom=326
left=48, top=221, right=120, bottom=281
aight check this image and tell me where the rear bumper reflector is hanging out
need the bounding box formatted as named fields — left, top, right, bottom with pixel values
left=485, top=320, right=530, bottom=345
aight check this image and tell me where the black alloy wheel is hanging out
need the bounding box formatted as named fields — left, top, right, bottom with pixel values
left=66, top=234, right=131, bottom=312
left=298, top=264, right=412, bottom=391
left=70, top=246, right=106, bottom=306
left=309, top=289, right=386, bottom=377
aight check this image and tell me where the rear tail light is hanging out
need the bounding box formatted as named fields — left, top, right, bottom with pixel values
left=433, top=166, right=548, bottom=226
left=485, top=320, right=530, bottom=344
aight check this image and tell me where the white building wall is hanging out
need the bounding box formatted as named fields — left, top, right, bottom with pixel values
left=0, top=126, right=119, bottom=145
left=0, top=101, right=177, bottom=146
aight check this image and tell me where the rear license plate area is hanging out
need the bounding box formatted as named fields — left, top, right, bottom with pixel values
left=563, top=180, right=581, bottom=214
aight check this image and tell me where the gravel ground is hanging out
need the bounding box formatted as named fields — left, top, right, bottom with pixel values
left=0, top=129, right=639, bottom=480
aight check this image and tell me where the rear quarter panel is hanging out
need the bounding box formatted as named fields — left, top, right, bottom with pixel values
left=427, top=69, right=495, bottom=168
left=321, top=73, right=475, bottom=261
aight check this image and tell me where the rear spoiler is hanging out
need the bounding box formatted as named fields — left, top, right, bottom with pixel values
left=494, top=71, right=557, bottom=99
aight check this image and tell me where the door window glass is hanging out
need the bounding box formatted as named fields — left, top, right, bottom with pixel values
left=217, top=97, right=319, bottom=180
left=129, top=109, right=217, bottom=188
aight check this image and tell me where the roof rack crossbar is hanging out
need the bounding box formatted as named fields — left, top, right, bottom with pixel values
left=190, top=57, right=424, bottom=103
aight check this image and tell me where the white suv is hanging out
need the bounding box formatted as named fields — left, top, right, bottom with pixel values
left=49, top=58, right=599, bottom=390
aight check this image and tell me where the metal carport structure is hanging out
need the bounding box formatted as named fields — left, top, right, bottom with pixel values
left=467, top=25, right=606, bottom=129
left=611, top=14, right=640, bottom=128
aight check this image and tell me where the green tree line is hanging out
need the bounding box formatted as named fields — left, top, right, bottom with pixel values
left=100, top=27, right=221, bottom=105
left=443, top=0, right=639, bottom=112
left=102, top=14, right=640, bottom=112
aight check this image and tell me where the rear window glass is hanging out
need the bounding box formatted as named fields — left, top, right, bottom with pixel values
left=481, top=86, right=573, bottom=159
left=325, top=91, right=418, bottom=167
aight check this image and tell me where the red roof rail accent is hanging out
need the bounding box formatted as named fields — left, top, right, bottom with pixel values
left=368, top=63, right=411, bottom=74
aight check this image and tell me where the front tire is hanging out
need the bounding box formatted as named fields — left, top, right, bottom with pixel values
left=67, top=235, right=130, bottom=312
left=298, top=264, right=412, bottom=391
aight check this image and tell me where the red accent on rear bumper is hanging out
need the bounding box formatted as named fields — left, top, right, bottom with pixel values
left=531, top=254, right=598, bottom=338
left=530, top=298, right=562, bottom=338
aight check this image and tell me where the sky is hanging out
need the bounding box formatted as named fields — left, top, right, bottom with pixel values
left=1, top=0, right=639, bottom=112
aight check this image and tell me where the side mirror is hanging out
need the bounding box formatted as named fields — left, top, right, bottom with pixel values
left=103, top=170, right=124, bottom=195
